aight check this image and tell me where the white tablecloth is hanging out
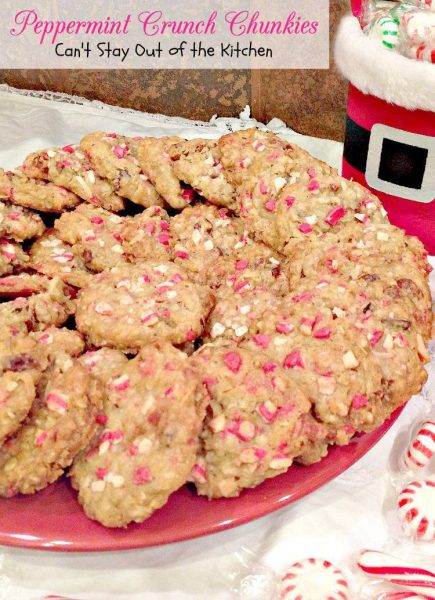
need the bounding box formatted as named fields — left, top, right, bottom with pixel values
left=0, top=85, right=433, bottom=600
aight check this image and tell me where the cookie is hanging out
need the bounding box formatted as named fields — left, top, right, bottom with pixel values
left=29, top=231, right=94, bottom=288
left=169, top=139, right=236, bottom=209
left=80, top=132, right=162, bottom=208
left=0, top=200, right=45, bottom=242
left=0, top=334, right=49, bottom=444
left=217, top=128, right=317, bottom=188
left=190, top=344, right=310, bottom=498
left=0, top=361, right=103, bottom=496
left=240, top=302, right=388, bottom=457
left=170, top=204, right=248, bottom=284
left=0, top=168, right=80, bottom=213
left=75, top=262, right=214, bottom=352
left=217, top=129, right=335, bottom=249
left=120, top=206, right=172, bottom=263
left=0, top=274, right=48, bottom=298
left=70, top=344, right=206, bottom=527
left=23, top=145, right=125, bottom=212
left=0, top=239, right=28, bottom=277
left=138, top=136, right=194, bottom=209
left=288, top=275, right=429, bottom=407
left=286, top=223, right=431, bottom=289
left=55, top=204, right=126, bottom=272
left=287, top=231, right=432, bottom=339
left=273, top=174, right=388, bottom=256
left=0, top=277, right=75, bottom=336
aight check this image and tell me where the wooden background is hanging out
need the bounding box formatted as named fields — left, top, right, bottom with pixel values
left=0, top=1, right=349, bottom=141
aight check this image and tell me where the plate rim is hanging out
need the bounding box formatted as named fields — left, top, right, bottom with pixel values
left=0, top=407, right=403, bottom=553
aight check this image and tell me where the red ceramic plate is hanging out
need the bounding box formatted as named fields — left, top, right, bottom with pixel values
left=0, top=408, right=402, bottom=552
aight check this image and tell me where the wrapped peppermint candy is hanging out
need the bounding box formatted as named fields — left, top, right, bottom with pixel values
left=362, top=0, right=435, bottom=62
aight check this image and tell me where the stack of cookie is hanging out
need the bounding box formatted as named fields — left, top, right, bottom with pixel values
left=0, top=128, right=431, bottom=528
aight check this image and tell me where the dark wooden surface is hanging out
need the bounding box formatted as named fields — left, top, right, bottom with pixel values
left=0, top=1, right=349, bottom=141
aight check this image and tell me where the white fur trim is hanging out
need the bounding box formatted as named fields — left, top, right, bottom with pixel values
left=335, top=16, right=435, bottom=112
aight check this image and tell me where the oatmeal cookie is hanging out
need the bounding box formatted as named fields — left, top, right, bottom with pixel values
left=0, top=168, right=80, bottom=213
left=288, top=275, right=430, bottom=406
left=23, top=145, right=125, bottom=212
left=80, top=132, right=162, bottom=208
left=0, top=361, right=103, bottom=496
left=273, top=174, right=388, bottom=255
left=0, top=200, right=45, bottom=242
left=138, top=136, right=194, bottom=209
left=0, top=277, right=75, bottom=336
left=70, top=344, right=206, bottom=527
left=55, top=204, right=126, bottom=272
left=217, top=128, right=318, bottom=188
left=30, top=327, right=85, bottom=360
left=169, top=139, right=236, bottom=209
left=190, top=344, right=310, bottom=498
left=286, top=223, right=431, bottom=288
left=0, top=274, right=48, bottom=298
left=120, top=206, right=172, bottom=263
left=75, top=262, right=214, bottom=352
left=30, top=231, right=94, bottom=288
left=170, top=204, right=248, bottom=284
left=0, top=334, right=49, bottom=444
left=240, top=303, right=388, bottom=456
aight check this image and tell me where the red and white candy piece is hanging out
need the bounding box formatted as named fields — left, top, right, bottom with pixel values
left=398, top=479, right=435, bottom=540
left=402, top=421, right=435, bottom=470
left=281, top=558, right=349, bottom=599
left=358, top=550, right=435, bottom=598
left=377, top=593, right=427, bottom=599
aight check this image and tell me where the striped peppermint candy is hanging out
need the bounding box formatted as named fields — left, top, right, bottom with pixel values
left=402, top=421, right=435, bottom=470
left=378, top=593, right=427, bottom=599
left=398, top=479, right=435, bottom=540
left=358, top=550, right=435, bottom=598
left=281, top=557, right=349, bottom=599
